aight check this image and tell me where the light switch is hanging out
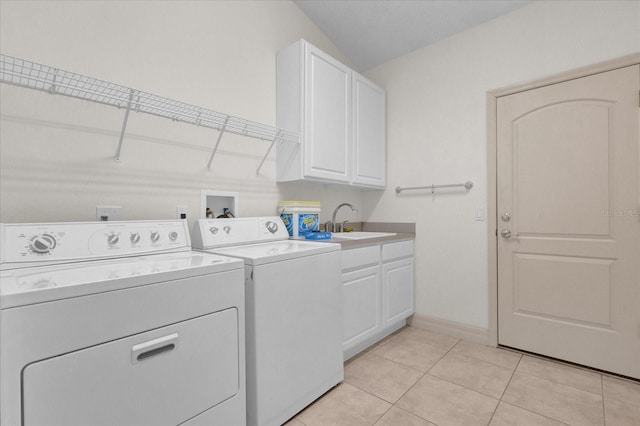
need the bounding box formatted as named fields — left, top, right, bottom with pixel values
left=475, top=207, right=485, bottom=221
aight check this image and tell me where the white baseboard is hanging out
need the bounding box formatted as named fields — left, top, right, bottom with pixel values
left=408, top=314, right=490, bottom=345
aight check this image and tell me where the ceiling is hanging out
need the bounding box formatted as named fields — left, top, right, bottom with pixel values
left=294, top=0, right=533, bottom=71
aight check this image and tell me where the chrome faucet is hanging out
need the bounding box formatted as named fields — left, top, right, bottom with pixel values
left=325, top=203, right=356, bottom=232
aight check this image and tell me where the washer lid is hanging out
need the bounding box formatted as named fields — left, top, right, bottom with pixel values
left=207, top=240, right=340, bottom=265
left=0, top=251, right=243, bottom=309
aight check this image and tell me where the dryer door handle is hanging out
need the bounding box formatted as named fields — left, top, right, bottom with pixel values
left=131, top=333, right=179, bottom=364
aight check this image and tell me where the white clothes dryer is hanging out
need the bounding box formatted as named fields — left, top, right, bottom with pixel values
left=0, top=220, right=246, bottom=426
left=192, top=217, right=342, bottom=426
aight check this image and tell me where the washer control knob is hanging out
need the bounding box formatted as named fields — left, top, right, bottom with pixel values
left=265, top=221, right=278, bottom=234
left=209, top=227, right=219, bottom=234
left=107, top=233, right=120, bottom=246
left=223, top=225, right=231, bottom=234
left=30, top=234, right=57, bottom=254
left=169, top=231, right=178, bottom=241
left=130, top=232, right=141, bottom=244
left=150, top=231, right=160, bottom=242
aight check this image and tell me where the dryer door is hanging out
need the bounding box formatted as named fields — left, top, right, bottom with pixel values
left=22, top=308, right=239, bottom=426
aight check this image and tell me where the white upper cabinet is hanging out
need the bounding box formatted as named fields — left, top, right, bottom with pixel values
left=304, top=44, right=351, bottom=182
left=352, top=73, right=386, bottom=187
left=276, top=40, right=386, bottom=188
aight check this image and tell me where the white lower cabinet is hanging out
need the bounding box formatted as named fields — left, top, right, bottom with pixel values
left=382, top=258, right=415, bottom=328
left=342, top=240, right=414, bottom=360
left=343, top=266, right=382, bottom=351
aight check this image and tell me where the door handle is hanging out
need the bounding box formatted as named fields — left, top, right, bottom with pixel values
left=501, top=229, right=512, bottom=239
left=131, top=333, right=179, bottom=364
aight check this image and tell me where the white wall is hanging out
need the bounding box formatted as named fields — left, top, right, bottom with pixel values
left=3, top=0, right=638, bottom=331
left=363, top=0, right=640, bottom=330
left=0, top=0, right=363, bottom=226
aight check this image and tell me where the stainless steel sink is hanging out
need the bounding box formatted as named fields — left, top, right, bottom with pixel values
left=331, top=232, right=396, bottom=240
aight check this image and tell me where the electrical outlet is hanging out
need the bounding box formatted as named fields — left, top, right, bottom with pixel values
left=96, top=206, right=122, bottom=221
left=176, top=205, right=188, bottom=220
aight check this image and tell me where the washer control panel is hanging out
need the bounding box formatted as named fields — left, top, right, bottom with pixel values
left=1, top=220, right=191, bottom=265
left=192, top=216, right=289, bottom=249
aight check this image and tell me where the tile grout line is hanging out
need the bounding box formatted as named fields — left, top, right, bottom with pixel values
left=371, top=405, right=393, bottom=426
left=376, top=325, right=463, bottom=356
left=422, top=339, right=531, bottom=426
left=364, top=349, right=430, bottom=376
left=424, top=338, right=463, bottom=375
left=342, top=377, right=398, bottom=406
left=600, top=377, right=640, bottom=409
left=498, top=401, right=573, bottom=426
left=347, top=330, right=449, bottom=426
left=354, top=381, right=394, bottom=426
left=503, top=347, right=640, bottom=387
left=451, top=341, right=522, bottom=370
left=376, top=339, right=578, bottom=426
left=495, top=364, right=583, bottom=426
left=428, top=351, right=518, bottom=401
left=378, top=337, right=464, bottom=426
left=362, top=350, right=429, bottom=425
left=331, top=380, right=395, bottom=425
left=346, top=327, right=461, bottom=425
left=351, top=349, right=431, bottom=409
left=516, top=356, right=607, bottom=398
left=489, top=354, right=595, bottom=425
left=485, top=352, right=523, bottom=425
left=418, top=337, right=464, bottom=423
left=601, top=374, right=607, bottom=426
left=370, top=333, right=461, bottom=376
left=515, top=369, right=605, bottom=399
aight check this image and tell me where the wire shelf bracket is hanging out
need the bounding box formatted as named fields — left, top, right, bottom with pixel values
left=395, top=181, right=474, bottom=194
left=115, top=88, right=135, bottom=162
left=256, top=129, right=281, bottom=176
left=0, top=54, right=300, bottom=167
left=207, top=116, right=230, bottom=170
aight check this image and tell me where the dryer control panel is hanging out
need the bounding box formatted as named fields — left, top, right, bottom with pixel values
left=0, top=220, right=191, bottom=267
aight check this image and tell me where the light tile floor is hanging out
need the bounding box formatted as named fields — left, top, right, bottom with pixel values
left=286, top=326, right=640, bottom=426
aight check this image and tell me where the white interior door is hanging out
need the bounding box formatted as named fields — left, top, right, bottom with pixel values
left=497, top=65, right=640, bottom=379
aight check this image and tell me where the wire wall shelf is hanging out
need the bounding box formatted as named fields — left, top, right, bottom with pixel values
left=0, top=54, right=299, bottom=173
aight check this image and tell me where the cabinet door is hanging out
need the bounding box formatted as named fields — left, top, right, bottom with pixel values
left=304, top=43, right=351, bottom=182
left=352, top=73, right=386, bottom=187
left=382, top=258, right=414, bottom=329
left=342, top=266, right=382, bottom=352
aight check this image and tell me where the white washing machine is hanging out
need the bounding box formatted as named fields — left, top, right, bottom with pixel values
left=192, top=217, right=343, bottom=426
left=0, top=220, right=246, bottom=426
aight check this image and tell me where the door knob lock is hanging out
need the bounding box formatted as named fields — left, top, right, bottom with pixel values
left=501, top=229, right=512, bottom=239
left=501, top=212, right=511, bottom=222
